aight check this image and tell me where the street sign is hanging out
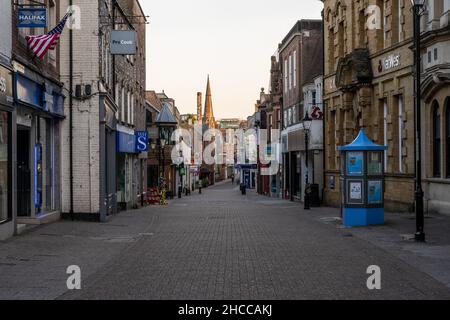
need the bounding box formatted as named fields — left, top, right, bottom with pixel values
left=18, top=8, right=48, bottom=28
left=110, top=30, right=137, bottom=55
left=135, top=131, right=149, bottom=152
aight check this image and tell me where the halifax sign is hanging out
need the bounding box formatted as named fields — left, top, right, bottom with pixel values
left=18, top=8, right=48, bottom=28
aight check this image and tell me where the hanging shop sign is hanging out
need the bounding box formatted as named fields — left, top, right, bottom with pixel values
left=135, top=131, right=149, bottom=152
left=110, top=30, right=137, bottom=55
left=18, top=8, right=48, bottom=28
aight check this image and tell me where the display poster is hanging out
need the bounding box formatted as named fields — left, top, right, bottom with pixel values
left=349, top=181, right=363, bottom=201
left=347, top=152, right=364, bottom=176
left=368, top=152, right=383, bottom=175
left=368, top=180, right=383, bottom=204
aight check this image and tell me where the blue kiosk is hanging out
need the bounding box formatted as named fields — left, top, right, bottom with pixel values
left=338, top=129, right=387, bottom=227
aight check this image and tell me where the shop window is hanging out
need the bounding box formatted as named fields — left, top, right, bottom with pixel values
left=0, top=112, right=10, bottom=223
left=432, top=101, right=441, bottom=177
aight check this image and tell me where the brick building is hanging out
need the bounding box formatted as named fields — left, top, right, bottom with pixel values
left=12, top=0, right=65, bottom=230
left=279, top=20, right=323, bottom=202
left=59, top=0, right=147, bottom=221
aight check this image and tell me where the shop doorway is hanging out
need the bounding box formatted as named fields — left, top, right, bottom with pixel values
left=17, top=127, right=31, bottom=217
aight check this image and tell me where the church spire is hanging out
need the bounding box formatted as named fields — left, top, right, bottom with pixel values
left=203, top=75, right=215, bottom=129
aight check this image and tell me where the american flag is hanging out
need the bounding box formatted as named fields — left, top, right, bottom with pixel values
left=26, top=12, right=71, bottom=59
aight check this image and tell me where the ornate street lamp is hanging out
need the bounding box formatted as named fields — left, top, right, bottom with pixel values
left=411, top=0, right=426, bottom=242
left=303, top=112, right=313, bottom=210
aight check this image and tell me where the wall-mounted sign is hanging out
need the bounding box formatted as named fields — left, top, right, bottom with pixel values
left=110, top=30, right=137, bottom=55
left=135, top=131, right=149, bottom=152
left=378, top=54, right=401, bottom=73
left=18, top=8, right=48, bottom=28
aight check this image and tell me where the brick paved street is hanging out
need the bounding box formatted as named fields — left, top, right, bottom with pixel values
left=1, top=182, right=450, bottom=300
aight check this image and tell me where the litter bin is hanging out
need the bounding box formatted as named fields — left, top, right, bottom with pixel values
left=309, top=184, right=321, bottom=207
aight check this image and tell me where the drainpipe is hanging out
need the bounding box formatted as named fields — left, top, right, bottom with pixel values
left=69, top=0, right=74, bottom=220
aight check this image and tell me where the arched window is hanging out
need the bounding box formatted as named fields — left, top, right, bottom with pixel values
left=432, top=102, right=441, bottom=177
left=446, top=98, right=450, bottom=178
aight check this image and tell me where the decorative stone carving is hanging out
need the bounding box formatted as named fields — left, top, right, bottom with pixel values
left=335, top=48, right=373, bottom=92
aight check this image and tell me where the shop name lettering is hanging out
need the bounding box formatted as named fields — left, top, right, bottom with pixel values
left=19, top=14, right=46, bottom=22
left=178, top=305, right=272, bottom=318
left=379, top=54, right=400, bottom=72
left=112, top=40, right=134, bottom=45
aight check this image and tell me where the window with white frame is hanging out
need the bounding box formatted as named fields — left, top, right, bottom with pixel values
left=127, top=91, right=131, bottom=124
left=289, top=54, right=292, bottom=90
left=293, top=50, right=297, bottom=88
left=131, top=94, right=135, bottom=125
left=284, top=59, right=288, bottom=94
left=398, top=96, right=405, bottom=173
left=121, top=86, right=125, bottom=122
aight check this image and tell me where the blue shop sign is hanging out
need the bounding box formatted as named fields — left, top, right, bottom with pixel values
left=16, top=74, right=42, bottom=108
left=15, top=74, right=64, bottom=116
left=117, top=131, right=136, bottom=153
left=135, top=131, right=149, bottom=152
left=18, top=8, right=48, bottom=28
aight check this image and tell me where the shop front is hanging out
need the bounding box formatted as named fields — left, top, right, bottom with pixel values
left=14, top=69, right=64, bottom=225
left=116, top=124, right=137, bottom=211
left=0, top=63, right=14, bottom=240
left=99, top=95, right=117, bottom=220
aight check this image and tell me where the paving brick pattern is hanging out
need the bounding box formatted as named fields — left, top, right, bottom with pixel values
left=57, top=183, right=450, bottom=300
left=1, top=182, right=450, bottom=300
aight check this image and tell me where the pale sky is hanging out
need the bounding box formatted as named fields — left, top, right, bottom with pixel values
left=142, top=0, right=323, bottom=120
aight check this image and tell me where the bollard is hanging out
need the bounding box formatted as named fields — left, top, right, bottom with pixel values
left=199, top=187, right=202, bottom=194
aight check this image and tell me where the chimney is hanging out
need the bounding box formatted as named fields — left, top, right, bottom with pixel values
left=197, top=92, right=203, bottom=123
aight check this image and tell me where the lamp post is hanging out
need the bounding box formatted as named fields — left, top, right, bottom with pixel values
left=150, top=140, right=157, bottom=187
left=178, top=149, right=183, bottom=199
left=411, top=0, right=426, bottom=242
left=303, top=112, right=313, bottom=210
left=160, top=138, right=166, bottom=187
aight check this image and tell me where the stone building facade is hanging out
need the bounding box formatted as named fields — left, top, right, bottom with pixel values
left=323, top=0, right=417, bottom=212
left=420, top=0, right=450, bottom=214
left=323, top=0, right=450, bottom=214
